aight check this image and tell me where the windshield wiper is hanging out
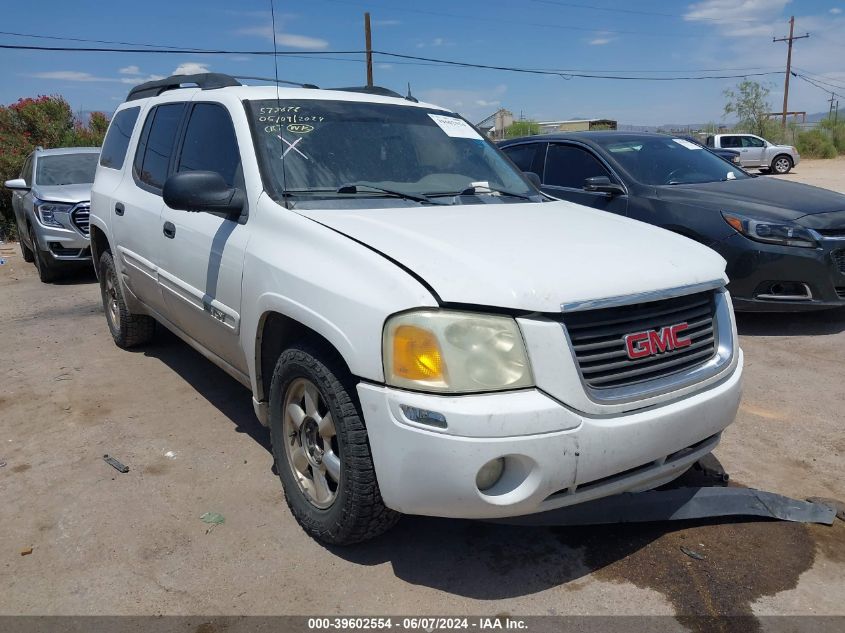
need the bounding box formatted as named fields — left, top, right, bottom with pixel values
left=337, top=183, right=434, bottom=204
left=428, top=184, right=533, bottom=200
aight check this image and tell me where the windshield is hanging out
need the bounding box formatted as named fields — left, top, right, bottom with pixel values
left=248, top=99, right=536, bottom=203
left=35, top=153, right=99, bottom=186
left=594, top=136, right=749, bottom=186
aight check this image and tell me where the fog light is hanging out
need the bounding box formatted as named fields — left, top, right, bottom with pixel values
left=476, top=457, right=505, bottom=492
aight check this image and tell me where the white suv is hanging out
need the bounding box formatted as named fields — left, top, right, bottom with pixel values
left=90, top=73, right=743, bottom=544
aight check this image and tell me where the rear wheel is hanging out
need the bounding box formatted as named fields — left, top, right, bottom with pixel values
left=29, top=225, right=56, bottom=283
left=771, top=155, right=793, bottom=175
left=98, top=250, right=155, bottom=348
left=269, top=345, right=399, bottom=545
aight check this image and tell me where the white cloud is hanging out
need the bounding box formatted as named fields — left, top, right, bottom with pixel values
left=119, top=65, right=141, bottom=75
left=172, top=62, right=210, bottom=76
left=120, top=73, right=164, bottom=85
left=235, top=25, right=328, bottom=49
left=373, top=19, right=401, bottom=26
left=30, top=71, right=113, bottom=82
left=376, top=63, right=394, bottom=70
left=831, top=7, right=843, bottom=13
left=589, top=37, right=612, bottom=45
left=416, top=37, right=452, bottom=49
left=684, top=0, right=791, bottom=36
left=475, top=99, right=500, bottom=107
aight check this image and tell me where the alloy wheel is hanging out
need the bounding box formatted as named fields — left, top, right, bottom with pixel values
left=282, top=377, right=341, bottom=509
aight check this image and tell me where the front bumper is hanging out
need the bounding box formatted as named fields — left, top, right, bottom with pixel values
left=31, top=220, right=91, bottom=262
left=716, top=233, right=845, bottom=311
left=357, top=350, right=742, bottom=519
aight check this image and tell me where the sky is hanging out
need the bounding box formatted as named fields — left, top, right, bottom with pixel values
left=1, top=0, right=844, bottom=126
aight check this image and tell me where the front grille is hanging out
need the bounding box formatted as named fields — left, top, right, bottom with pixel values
left=71, top=204, right=90, bottom=236
left=836, top=287, right=845, bottom=299
left=833, top=249, right=845, bottom=274
left=562, top=291, right=717, bottom=390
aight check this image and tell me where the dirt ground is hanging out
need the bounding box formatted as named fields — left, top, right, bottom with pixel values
left=1, top=161, right=844, bottom=627
left=776, top=155, right=845, bottom=193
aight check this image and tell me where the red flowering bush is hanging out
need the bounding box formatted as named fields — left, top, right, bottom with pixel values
left=0, top=95, right=108, bottom=231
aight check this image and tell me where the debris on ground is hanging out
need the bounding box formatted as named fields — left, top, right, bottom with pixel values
left=680, top=546, right=706, bottom=561
left=103, top=454, right=129, bottom=473
left=164, top=451, right=177, bottom=459
left=807, top=497, right=845, bottom=522
left=20, top=547, right=33, bottom=556
left=200, top=512, right=225, bottom=534
left=0, top=459, right=6, bottom=468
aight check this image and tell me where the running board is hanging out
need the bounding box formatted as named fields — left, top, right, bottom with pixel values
left=492, top=486, right=837, bottom=527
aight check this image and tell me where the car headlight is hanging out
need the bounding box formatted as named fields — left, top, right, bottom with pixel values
left=722, top=211, right=817, bottom=248
left=35, top=200, right=72, bottom=228
left=383, top=310, right=534, bottom=393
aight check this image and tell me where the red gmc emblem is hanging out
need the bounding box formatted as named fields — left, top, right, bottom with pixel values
left=624, top=323, right=692, bottom=360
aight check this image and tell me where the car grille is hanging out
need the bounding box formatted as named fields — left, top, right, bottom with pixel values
left=836, top=287, right=845, bottom=300
left=71, top=203, right=90, bottom=236
left=833, top=249, right=845, bottom=274
left=562, top=291, right=718, bottom=390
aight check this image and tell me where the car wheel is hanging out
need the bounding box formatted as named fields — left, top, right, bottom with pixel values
left=771, top=155, right=793, bottom=175
left=268, top=345, right=399, bottom=545
left=98, top=250, right=155, bottom=348
left=29, top=225, right=57, bottom=283
left=19, top=226, right=34, bottom=263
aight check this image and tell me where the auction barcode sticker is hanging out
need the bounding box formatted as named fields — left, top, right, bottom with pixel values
left=429, top=114, right=482, bottom=139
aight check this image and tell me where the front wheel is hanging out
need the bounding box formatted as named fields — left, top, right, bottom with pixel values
left=19, top=225, right=34, bottom=263
left=29, top=225, right=56, bottom=282
left=771, top=155, right=793, bottom=175
left=269, top=345, right=399, bottom=545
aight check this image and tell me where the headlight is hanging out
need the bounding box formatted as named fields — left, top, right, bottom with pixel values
left=722, top=211, right=817, bottom=248
left=383, top=310, right=534, bottom=393
left=35, top=200, right=72, bottom=228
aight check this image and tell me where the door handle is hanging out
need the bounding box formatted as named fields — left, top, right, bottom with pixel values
left=163, top=222, right=176, bottom=239
left=115, top=202, right=125, bottom=216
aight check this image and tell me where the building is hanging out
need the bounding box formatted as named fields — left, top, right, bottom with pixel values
left=538, top=118, right=617, bottom=133
left=476, top=109, right=514, bottom=139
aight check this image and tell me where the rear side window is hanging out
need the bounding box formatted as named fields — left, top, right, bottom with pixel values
left=99, top=107, right=140, bottom=169
left=544, top=143, right=610, bottom=189
left=177, top=103, right=243, bottom=188
left=134, top=103, right=185, bottom=191
left=720, top=136, right=741, bottom=148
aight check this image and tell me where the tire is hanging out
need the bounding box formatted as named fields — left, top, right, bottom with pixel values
left=19, top=228, right=34, bottom=263
left=29, top=225, right=57, bottom=283
left=771, top=155, right=793, bottom=175
left=268, top=345, right=399, bottom=545
left=98, top=250, right=155, bottom=348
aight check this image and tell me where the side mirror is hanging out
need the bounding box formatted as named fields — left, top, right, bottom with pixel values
left=583, top=176, right=625, bottom=196
left=163, top=171, right=245, bottom=215
left=523, top=171, right=541, bottom=189
left=4, top=178, right=29, bottom=191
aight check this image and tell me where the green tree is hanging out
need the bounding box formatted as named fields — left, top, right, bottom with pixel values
left=723, top=80, right=772, bottom=137
left=818, top=114, right=845, bottom=153
left=505, top=120, right=540, bottom=138
left=0, top=96, right=109, bottom=236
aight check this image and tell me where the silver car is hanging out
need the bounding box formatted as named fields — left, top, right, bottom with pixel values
left=4, top=147, right=99, bottom=282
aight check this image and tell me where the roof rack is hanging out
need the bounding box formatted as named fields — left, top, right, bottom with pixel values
left=126, top=73, right=242, bottom=101
left=330, top=86, right=405, bottom=98
left=234, top=76, right=320, bottom=89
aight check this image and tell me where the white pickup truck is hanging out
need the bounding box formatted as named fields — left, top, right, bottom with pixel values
left=89, top=73, right=743, bottom=544
left=705, top=133, right=800, bottom=174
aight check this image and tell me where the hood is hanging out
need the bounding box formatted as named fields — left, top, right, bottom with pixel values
left=656, top=177, right=845, bottom=224
left=296, top=201, right=727, bottom=312
left=33, top=183, right=92, bottom=204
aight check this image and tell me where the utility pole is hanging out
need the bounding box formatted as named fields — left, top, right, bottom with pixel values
left=773, top=16, right=809, bottom=129
left=829, top=92, right=836, bottom=119
left=364, top=12, right=374, bottom=87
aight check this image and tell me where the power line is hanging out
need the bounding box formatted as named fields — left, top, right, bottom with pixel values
left=0, top=30, right=210, bottom=51
left=0, top=41, right=787, bottom=81
left=794, top=72, right=845, bottom=101
left=792, top=67, right=845, bottom=91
